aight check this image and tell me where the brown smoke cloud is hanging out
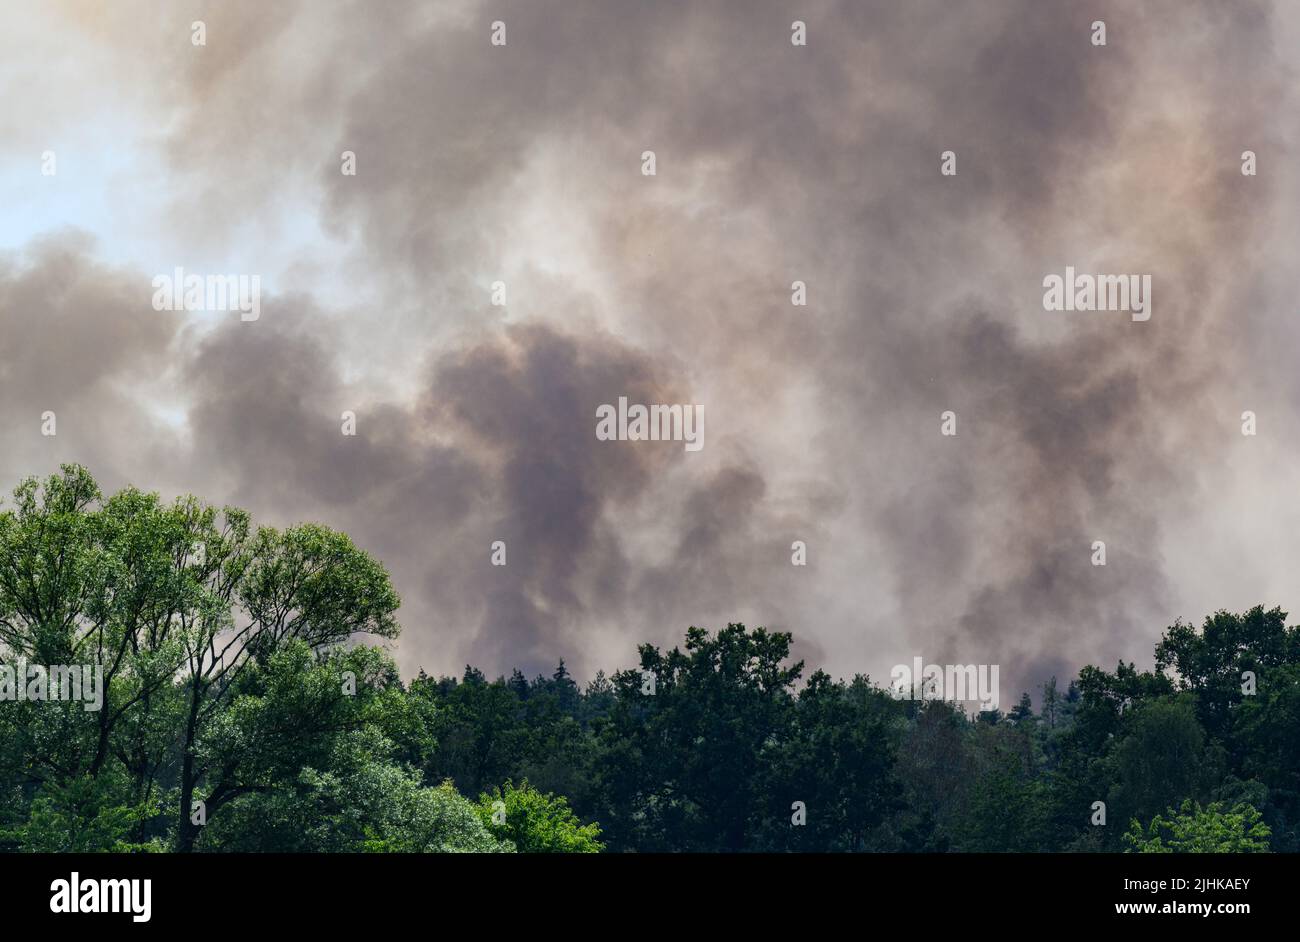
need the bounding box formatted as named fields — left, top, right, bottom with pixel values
left=1, top=0, right=1296, bottom=697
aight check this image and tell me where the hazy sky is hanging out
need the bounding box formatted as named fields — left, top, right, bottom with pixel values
left=2, top=0, right=1298, bottom=699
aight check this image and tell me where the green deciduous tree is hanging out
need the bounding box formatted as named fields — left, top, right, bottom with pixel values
left=0, top=466, right=464, bottom=853
left=593, top=623, right=802, bottom=852
left=475, top=780, right=602, bottom=853
left=1124, top=800, right=1271, bottom=853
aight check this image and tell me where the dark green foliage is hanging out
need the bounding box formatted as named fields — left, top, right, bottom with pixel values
left=1, top=468, right=1295, bottom=853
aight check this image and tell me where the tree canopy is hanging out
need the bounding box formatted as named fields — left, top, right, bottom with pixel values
left=2, top=466, right=1295, bottom=853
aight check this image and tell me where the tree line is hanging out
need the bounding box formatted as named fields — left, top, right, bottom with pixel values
left=1, top=467, right=1294, bottom=852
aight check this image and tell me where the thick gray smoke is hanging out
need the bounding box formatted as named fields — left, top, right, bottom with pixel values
left=1, top=0, right=1297, bottom=698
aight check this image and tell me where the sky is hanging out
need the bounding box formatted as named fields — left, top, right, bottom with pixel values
left=1, top=0, right=1298, bottom=701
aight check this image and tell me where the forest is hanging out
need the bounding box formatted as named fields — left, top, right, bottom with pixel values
left=0, top=467, right=1294, bottom=853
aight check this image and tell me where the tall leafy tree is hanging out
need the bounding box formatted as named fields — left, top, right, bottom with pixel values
left=594, top=624, right=802, bottom=851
